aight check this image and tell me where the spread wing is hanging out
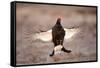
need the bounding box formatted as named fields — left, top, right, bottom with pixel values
left=64, top=28, right=79, bottom=40
left=33, top=30, right=52, bottom=42
left=33, top=28, right=79, bottom=42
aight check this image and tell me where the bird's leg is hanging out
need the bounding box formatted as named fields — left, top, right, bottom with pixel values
left=61, top=47, right=71, bottom=53
left=50, top=49, right=54, bottom=56
left=57, top=40, right=59, bottom=45
left=60, top=40, right=62, bottom=45
left=60, top=40, right=71, bottom=53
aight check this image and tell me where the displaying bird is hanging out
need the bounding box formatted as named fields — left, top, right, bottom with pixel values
left=33, top=18, right=80, bottom=56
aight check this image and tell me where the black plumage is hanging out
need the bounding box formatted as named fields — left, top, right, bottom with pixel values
left=52, top=18, right=65, bottom=46
left=50, top=18, right=71, bottom=56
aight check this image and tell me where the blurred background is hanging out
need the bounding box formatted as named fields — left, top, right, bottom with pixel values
left=16, top=3, right=97, bottom=65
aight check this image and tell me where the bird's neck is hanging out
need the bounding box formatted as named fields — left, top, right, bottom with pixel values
left=56, top=22, right=61, bottom=25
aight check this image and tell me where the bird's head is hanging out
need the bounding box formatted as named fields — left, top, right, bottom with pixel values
left=56, top=18, right=61, bottom=25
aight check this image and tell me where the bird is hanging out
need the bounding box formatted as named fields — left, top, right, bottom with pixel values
left=33, top=18, right=80, bottom=56
left=50, top=18, right=71, bottom=56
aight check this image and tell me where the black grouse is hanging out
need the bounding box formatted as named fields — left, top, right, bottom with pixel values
left=50, top=18, right=71, bottom=56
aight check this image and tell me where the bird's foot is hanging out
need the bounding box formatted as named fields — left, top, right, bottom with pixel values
left=65, top=50, right=71, bottom=53
left=49, top=54, right=54, bottom=56
left=62, top=47, right=71, bottom=53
